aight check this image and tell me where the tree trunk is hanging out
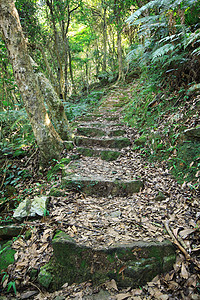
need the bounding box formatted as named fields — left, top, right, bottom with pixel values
left=102, top=6, right=107, bottom=72
left=117, top=27, right=124, bottom=81
left=36, top=71, right=72, bottom=140
left=114, top=0, right=125, bottom=81
left=0, top=0, right=63, bottom=165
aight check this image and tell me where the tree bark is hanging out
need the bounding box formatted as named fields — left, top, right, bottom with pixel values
left=0, top=0, right=64, bottom=165
left=102, top=5, right=107, bottom=72
left=35, top=70, right=72, bottom=140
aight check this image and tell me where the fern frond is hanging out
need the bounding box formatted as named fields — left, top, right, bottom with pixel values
left=191, top=47, right=200, bottom=56
left=152, top=44, right=175, bottom=61
left=184, top=30, right=200, bottom=48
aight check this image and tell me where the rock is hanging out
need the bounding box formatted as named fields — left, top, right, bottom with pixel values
left=134, top=135, right=147, bottom=146
left=110, top=210, right=122, bottom=218
left=108, top=129, right=126, bottom=137
left=30, top=268, right=38, bottom=280
left=77, top=147, right=121, bottom=161
left=49, top=188, right=65, bottom=197
left=77, top=127, right=105, bottom=137
left=0, top=224, right=24, bottom=239
left=47, top=231, right=176, bottom=290
left=13, top=196, right=49, bottom=221
left=75, top=136, right=130, bottom=149
left=0, top=240, right=16, bottom=272
left=184, top=126, right=200, bottom=141
left=62, top=175, right=144, bottom=196
left=38, top=265, right=52, bottom=288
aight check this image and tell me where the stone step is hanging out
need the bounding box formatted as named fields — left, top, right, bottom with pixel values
left=79, top=115, right=119, bottom=122
left=73, top=122, right=124, bottom=128
left=75, top=136, right=131, bottom=149
left=62, top=175, right=143, bottom=196
left=77, top=147, right=121, bottom=161
left=41, top=231, right=176, bottom=290
left=77, top=127, right=126, bottom=138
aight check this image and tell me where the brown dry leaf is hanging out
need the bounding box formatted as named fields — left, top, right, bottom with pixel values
left=179, top=228, right=196, bottom=239
left=159, top=295, right=169, bottom=300
left=3, top=277, right=8, bottom=289
left=186, top=275, right=197, bottom=287
left=116, top=293, right=132, bottom=300
left=181, top=262, right=189, bottom=279
left=74, top=291, right=83, bottom=298
left=38, top=242, right=49, bottom=254
left=118, top=265, right=127, bottom=274
left=131, top=288, right=143, bottom=296
left=105, top=279, right=118, bottom=291
left=164, top=271, right=174, bottom=281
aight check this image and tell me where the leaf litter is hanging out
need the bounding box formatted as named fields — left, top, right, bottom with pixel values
left=1, top=84, right=200, bottom=299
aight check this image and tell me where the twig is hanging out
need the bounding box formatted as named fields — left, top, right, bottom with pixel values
left=25, top=149, right=38, bottom=166
left=0, top=159, right=8, bottom=190
left=164, top=221, right=190, bottom=260
left=28, top=281, right=42, bottom=293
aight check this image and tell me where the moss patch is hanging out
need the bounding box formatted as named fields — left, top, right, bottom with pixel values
left=47, top=232, right=175, bottom=291
left=0, top=241, right=16, bottom=272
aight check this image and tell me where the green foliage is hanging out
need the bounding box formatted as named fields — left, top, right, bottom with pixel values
left=64, top=90, right=104, bottom=120
left=1, top=272, right=17, bottom=295
left=47, top=158, right=71, bottom=181
left=169, top=142, right=200, bottom=187
left=126, top=0, right=200, bottom=89
left=0, top=109, right=34, bottom=158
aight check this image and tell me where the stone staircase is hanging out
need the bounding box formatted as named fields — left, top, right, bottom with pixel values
left=62, top=110, right=144, bottom=196
left=45, top=100, right=176, bottom=291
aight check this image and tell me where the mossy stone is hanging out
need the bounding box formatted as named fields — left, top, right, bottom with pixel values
left=77, top=147, right=94, bottom=157
left=75, top=136, right=130, bottom=149
left=135, top=135, right=147, bottom=146
left=109, top=129, right=125, bottom=137
left=49, top=188, right=65, bottom=197
left=38, top=265, right=52, bottom=288
left=49, top=232, right=175, bottom=290
left=77, top=127, right=105, bottom=137
left=100, top=150, right=121, bottom=161
left=0, top=225, right=23, bottom=239
left=0, top=240, right=16, bottom=271
left=30, top=268, right=38, bottom=280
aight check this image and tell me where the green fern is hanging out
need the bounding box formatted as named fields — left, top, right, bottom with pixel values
left=152, top=44, right=175, bottom=61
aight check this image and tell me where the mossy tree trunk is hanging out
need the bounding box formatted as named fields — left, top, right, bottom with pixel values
left=113, top=0, right=125, bottom=81
left=0, top=0, right=63, bottom=165
left=36, top=71, right=72, bottom=140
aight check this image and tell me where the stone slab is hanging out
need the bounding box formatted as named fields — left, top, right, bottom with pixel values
left=62, top=175, right=143, bottom=196
left=75, top=136, right=131, bottom=149
left=44, top=231, right=176, bottom=290
left=0, top=225, right=24, bottom=239
left=77, top=147, right=121, bottom=161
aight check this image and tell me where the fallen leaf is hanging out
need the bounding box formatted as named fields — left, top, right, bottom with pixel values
left=181, top=263, right=189, bottom=279
left=105, top=279, right=118, bottom=291
left=118, top=265, right=127, bottom=274
left=179, top=228, right=196, bottom=239
left=116, top=293, right=132, bottom=300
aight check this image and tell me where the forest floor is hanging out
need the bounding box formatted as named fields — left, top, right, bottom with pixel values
left=1, top=82, right=200, bottom=299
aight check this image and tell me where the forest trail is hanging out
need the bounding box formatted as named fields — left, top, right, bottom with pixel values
left=46, top=86, right=197, bottom=291
left=6, top=85, right=199, bottom=299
